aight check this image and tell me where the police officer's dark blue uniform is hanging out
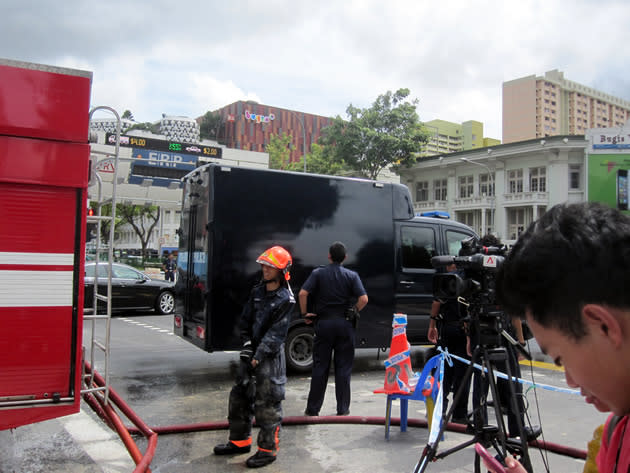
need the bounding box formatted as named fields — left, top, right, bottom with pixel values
left=214, top=246, right=295, bottom=469
left=300, top=241, right=368, bottom=417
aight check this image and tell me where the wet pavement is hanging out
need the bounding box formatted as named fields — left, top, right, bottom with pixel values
left=1, top=314, right=609, bottom=473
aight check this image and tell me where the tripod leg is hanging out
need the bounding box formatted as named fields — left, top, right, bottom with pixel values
left=413, top=348, right=479, bottom=473
left=485, top=347, right=533, bottom=473
left=502, top=350, right=533, bottom=473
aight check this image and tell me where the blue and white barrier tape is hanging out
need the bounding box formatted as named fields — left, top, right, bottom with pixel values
left=444, top=350, right=580, bottom=396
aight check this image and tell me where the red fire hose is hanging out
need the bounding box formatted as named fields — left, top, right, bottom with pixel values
left=82, top=365, right=587, bottom=472
left=83, top=362, right=157, bottom=473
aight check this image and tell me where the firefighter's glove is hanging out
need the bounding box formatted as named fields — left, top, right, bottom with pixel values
left=240, top=341, right=254, bottom=363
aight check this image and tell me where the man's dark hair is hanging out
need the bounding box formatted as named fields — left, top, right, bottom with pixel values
left=498, top=202, right=630, bottom=340
left=480, top=234, right=500, bottom=247
left=329, top=241, right=347, bottom=263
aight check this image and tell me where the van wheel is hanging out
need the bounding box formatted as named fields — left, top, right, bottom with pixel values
left=285, top=326, right=314, bottom=374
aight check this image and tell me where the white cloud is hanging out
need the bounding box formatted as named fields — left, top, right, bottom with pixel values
left=188, top=74, right=262, bottom=114
left=2, top=0, right=629, bottom=140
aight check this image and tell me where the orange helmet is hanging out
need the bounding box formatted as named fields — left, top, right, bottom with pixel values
left=256, top=246, right=292, bottom=281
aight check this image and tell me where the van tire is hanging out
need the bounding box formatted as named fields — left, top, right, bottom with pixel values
left=285, top=326, right=314, bottom=374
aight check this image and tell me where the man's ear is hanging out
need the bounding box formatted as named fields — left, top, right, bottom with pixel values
left=582, top=304, right=623, bottom=347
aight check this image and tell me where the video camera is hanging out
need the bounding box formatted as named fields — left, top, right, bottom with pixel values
left=431, top=237, right=508, bottom=346
left=431, top=236, right=507, bottom=304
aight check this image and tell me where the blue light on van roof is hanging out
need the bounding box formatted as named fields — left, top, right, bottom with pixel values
left=418, top=211, right=450, bottom=219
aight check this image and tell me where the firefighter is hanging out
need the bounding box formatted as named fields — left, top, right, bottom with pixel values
left=214, top=246, right=295, bottom=468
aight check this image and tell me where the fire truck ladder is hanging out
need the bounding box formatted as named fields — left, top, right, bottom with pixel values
left=82, top=106, right=122, bottom=404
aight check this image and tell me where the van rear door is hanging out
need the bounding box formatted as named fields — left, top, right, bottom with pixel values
left=175, top=172, right=210, bottom=350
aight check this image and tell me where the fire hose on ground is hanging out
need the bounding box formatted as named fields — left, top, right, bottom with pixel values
left=82, top=361, right=157, bottom=473
left=82, top=362, right=587, bottom=472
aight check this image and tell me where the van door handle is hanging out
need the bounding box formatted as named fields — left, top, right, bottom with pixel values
left=399, top=280, right=415, bottom=285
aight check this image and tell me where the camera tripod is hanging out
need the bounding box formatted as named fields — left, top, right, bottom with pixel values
left=412, top=332, right=534, bottom=473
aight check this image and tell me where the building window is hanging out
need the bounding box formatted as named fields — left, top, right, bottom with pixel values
left=457, top=211, right=475, bottom=229
left=416, top=181, right=429, bottom=201
left=479, top=173, right=495, bottom=197
left=569, top=164, right=582, bottom=190
left=508, top=208, right=526, bottom=240
left=434, top=179, right=447, bottom=200
left=508, top=169, right=523, bottom=193
left=458, top=175, right=474, bottom=198
left=530, top=167, right=546, bottom=192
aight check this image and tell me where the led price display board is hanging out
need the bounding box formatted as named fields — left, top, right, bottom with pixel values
left=128, top=149, right=199, bottom=186
left=106, top=133, right=222, bottom=158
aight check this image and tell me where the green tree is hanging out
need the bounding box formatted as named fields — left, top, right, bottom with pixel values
left=87, top=202, right=123, bottom=245
left=267, top=132, right=293, bottom=170
left=121, top=110, right=134, bottom=121
left=117, top=204, right=161, bottom=265
left=87, top=202, right=160, bottom=265
left=285, top=143, right=348, bottom=175
left=319, top=88, right=429, bottom=180
left=199, top=111, right=223, bottom=141
left=126, top=121, right=160, bottom=134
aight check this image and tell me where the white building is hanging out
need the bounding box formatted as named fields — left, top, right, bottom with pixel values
left=88, top=130, right=269, bottom=255
left=398, top=135, right=588, bottom=244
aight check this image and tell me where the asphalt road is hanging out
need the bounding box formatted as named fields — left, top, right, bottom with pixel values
left=1, top=312, right=609, bottom=473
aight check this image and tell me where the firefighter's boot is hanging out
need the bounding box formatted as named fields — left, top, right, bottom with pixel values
left=246, top=450, right=276, bottom=468
left=213, top=439, right=252, bottom=455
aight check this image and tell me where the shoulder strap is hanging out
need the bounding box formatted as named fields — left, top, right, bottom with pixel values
left=607, top=414, right=623, bottom=445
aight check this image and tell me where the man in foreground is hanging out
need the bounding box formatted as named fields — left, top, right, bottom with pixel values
left=490, top=202, right=630, bottom=472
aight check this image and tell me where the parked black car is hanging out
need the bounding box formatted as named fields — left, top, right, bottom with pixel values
left=84, top=262, right=175, bottom=315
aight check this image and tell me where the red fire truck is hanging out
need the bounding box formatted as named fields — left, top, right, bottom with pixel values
left=0, top=59, right=92, bottom=429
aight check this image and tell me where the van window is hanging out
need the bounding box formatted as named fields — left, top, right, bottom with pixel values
left=446, top=230, right=474, bottom=256
left=401, top=226, right=436, bottom=269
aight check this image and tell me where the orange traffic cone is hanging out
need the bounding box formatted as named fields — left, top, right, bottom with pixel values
left=379, top=313, right=419, bottom=394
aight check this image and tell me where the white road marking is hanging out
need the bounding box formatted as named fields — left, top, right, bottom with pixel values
left=59, top=408, right=136, bottom=473
left=119, top=318, right=173, bottom=335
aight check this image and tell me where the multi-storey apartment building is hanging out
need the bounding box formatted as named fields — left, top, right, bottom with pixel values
left=503, top=69, right=630, bottom=144
left=420, top=119, right=500, bottom=156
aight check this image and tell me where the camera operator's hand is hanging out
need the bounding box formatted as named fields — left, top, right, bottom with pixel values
left=428, top=326, right=438, bottom=344
left=304, top=312, right=317, bottom=325
left=240, top=340, right=253, bottom=362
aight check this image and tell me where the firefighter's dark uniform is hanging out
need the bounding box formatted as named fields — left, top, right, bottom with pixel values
left=227, top=283, right=294, bottom=454
left=303, top=263, right=366, bottom=416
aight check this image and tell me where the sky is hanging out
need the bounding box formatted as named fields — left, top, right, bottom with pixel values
left=2, top=0, right=629, bottom=141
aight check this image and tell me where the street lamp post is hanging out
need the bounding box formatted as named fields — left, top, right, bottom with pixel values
left=460, top=157, right=496, bottom=236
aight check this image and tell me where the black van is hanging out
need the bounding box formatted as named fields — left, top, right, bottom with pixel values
left=173, top=164, right=477, bottom=372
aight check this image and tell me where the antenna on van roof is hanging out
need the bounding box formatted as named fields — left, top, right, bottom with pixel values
left=418, top=211, right=450, bottom=219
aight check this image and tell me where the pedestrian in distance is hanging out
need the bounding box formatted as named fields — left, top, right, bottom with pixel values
left=214, top=246, right=295, bottom=469
left=300, top=241, right=368, bottom=417
left=482, top=202, right=630, bottom=473
left=162, top=252, right=176, bottom=282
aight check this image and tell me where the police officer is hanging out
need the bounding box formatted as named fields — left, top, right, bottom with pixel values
left=300, top=241, right=368, bottom=417
left=162, top=253, right=176, bottom=282
left=214, top=246, right=295, bottom=469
